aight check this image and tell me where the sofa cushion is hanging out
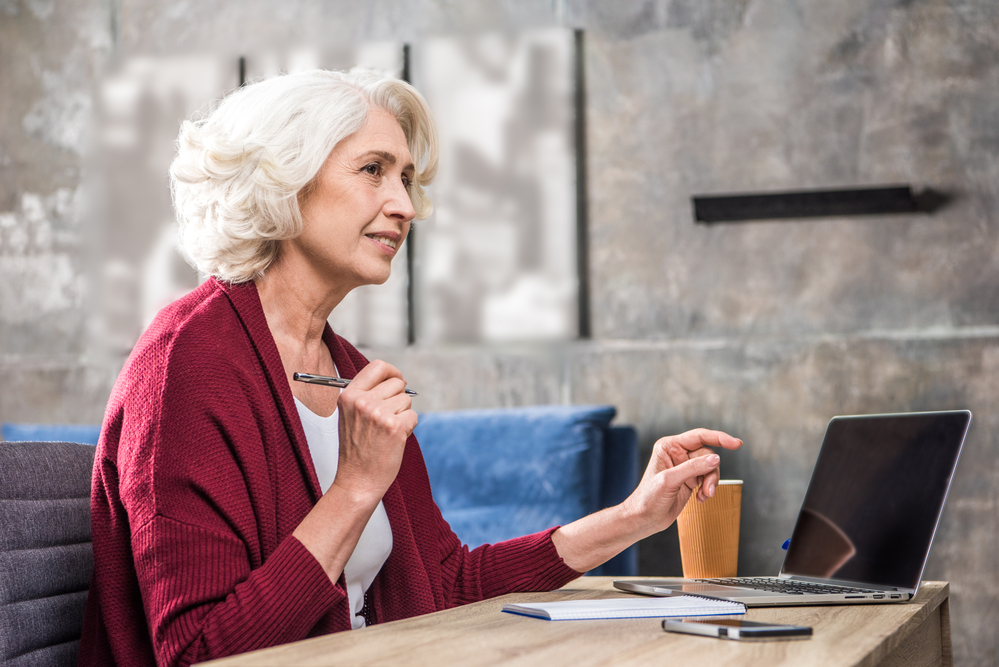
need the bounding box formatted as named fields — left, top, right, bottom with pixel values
left=416, top=405, right=616, bottom=548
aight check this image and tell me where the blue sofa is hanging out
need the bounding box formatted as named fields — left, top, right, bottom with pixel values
left=415, top=404, right=639, bottom=576
left=1, top=423, right=101, bottom=444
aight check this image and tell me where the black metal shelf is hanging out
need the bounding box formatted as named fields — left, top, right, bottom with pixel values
left=692, top=185, right=946, bottom=223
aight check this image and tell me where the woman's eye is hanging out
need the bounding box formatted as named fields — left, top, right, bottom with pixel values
left=402, top=175, right=412, bottom=189
left=363, top=164, right=380, bottom=176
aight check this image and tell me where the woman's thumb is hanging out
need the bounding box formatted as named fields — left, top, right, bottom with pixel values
left=668, top=453, right=720, bottom=488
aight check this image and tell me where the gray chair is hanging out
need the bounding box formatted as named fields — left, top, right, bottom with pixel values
left=0, top=442, right=95, bottom=667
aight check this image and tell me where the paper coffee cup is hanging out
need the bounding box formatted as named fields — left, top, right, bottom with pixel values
left=676, top=480, right=742, bottom=579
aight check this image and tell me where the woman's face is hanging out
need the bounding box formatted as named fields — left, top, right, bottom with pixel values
left=294, top=107, right=416, bottom=291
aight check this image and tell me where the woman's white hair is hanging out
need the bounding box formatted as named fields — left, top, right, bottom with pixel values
left=170, top=69, right=438, bottom=283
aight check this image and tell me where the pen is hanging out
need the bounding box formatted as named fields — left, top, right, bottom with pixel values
left=293, top=372, right=418, bottom=396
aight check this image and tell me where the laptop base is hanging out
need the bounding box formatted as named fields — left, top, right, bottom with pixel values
left=614, top=579, right=912, bottom=607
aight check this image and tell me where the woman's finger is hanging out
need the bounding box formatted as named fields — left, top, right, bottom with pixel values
left=665, top=453, right=720, bottom=496
left=381, top=392, right=414, bottom=417
left=669, top=428, right=743, bottom=454
left=345, top=359, right=404, bottom=393
left=680, top=447, right=723, bottom=501
left=359, top=376, right=411, bottom=401
left=697, top=467, right=722, bottom=502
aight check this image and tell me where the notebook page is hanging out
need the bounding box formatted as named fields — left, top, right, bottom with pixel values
left=502, top=595, right=746, bottom=620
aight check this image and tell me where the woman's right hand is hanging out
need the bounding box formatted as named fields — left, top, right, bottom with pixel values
left=292, top=359, right=416, bottom=582
left=332, top=359, right=418, bottom=501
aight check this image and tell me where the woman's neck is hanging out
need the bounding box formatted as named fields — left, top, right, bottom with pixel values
left=256, top=271, right=334, bottom=346
left=255, top=255, right=344, bottom=417
left=257, top=245, right=353, bottom=336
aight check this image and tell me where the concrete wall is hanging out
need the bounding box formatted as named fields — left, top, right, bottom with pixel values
left=2, top=1, right=997, bottom=664
left=0, top=0, right=117, bottom=424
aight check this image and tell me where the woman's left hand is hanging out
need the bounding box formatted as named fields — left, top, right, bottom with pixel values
left=623, top=428, right=743, bottom=534
left=552, top=428, right=741, bottom=573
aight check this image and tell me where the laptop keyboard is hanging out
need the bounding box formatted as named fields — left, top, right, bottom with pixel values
left=697, top=577, right=880, bottom=595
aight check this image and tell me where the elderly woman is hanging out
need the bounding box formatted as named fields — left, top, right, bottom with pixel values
left=79, top=69, right=741, bottom=667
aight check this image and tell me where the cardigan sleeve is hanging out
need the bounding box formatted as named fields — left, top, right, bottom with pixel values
left=434, top=506, right=582, bottom=606
left=132, top=519, right=338, bottom=666
left=115, top=319, right=346, bottom=666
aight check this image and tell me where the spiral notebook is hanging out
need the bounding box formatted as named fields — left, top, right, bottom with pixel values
left=501, top=595, right=746, bottom=620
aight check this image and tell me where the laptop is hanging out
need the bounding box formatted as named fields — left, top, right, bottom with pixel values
left=615, top=410, right=971, bottom=607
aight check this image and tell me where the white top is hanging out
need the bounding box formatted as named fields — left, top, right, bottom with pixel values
left=294, top=397, right=393, bottom=629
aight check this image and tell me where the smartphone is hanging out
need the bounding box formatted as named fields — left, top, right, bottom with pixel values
left=662, top=618, right=812, bottom=641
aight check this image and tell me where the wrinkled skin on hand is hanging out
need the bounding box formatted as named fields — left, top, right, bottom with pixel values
left=623, top=428, right=743, bottom=535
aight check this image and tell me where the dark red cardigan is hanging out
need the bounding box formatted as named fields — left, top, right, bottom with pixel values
left=79, top=278, right=579, bottom=667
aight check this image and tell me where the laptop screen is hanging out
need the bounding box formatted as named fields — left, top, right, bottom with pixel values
left=781, top=411, right=970, bottom=590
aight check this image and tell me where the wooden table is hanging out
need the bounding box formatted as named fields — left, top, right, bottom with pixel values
left=198, top=577, right=952, bottom=667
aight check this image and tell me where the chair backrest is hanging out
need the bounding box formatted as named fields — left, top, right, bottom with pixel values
left=0, top=442, right=96, bottom=667
left=416, top=405, right=638, bottom=575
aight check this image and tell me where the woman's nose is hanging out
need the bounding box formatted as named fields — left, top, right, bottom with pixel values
left=385, top=179, right=416, bottom=222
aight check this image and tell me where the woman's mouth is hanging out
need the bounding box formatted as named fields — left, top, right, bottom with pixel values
left=366, top=233, right=399, bottom=251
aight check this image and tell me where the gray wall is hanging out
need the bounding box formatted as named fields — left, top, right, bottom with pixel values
left=2, top=1, right=997, bottom=664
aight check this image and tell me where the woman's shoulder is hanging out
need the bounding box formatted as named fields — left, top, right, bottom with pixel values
left=115, top=280, right=265, bottom=403
left=102, top=280, right=282, bottom=486
left=146, top=279, right=245, bottom=342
